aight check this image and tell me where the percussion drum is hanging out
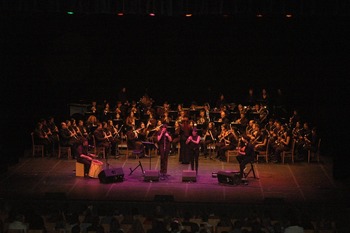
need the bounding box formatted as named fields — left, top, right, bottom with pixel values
left=88, top=160, right=104, bottom=178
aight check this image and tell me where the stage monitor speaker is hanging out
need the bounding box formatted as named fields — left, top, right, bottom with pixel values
left=217, top=170, right=241, bottom=185
left=182, top=170, right=197, bottom=182
left=98, top=167, right=124, bottom=184
left=144, top=170, right=159, bottom=182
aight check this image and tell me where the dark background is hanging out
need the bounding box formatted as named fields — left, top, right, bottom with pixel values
left=1, top=11, right=349, bottom=178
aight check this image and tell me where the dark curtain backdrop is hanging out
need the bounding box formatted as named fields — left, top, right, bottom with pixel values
left=1, top=14, right=349, bottom=177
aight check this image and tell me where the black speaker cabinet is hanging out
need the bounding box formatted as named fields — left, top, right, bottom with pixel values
left=144, top=170, right=159, bottom=182
left=182, top=170, right=197, bottom=182
left=217, top=170, right=241, bottom=185
left=98, top=167, right=124, bottom=184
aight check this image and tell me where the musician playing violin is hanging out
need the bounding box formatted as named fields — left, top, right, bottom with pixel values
left=215, top=124, right=239, bottom=161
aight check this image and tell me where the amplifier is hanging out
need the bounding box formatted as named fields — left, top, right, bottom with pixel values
left=98, top=167, right=124, bottom=184
left=144, top=170, right=160, bottom=182
left=182, top=170, right=197, bottom=182
left=217, top=170, right=241, bottom=185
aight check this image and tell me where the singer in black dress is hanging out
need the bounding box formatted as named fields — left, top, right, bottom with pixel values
left=157, top=124, right=173, bottom=179
left=186, top=127, right=201, bottom=175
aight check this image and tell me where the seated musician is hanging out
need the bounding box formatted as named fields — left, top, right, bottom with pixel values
left=77, top=140, right=97, bottom=176
left=201, top=121, right=218, bottom=158
left=157, top=101, right=171, bottom=119
left=71, top=118, right=88, bottom=145
left=160, top=110, right=172, bottom=125
left=135, top=121, right=152, bottom=157
left=215, top=124, right=238, bottom=161
left=176, top=110, right=187, bottom=123
left=270, top=124, right=291, bottom=163
left=114, top=100, right=124, bottom=120
left=295, top=121, right=312, bottom=160
left=125, top=125, right=145, bottom=158
left=170, top=120, right=181, bottom=155
left=128, top=100, right=141, bottom=119
left=59, top=122, right=82, bottom=159
left=252, top=124, right=268, bottom=152
left=235, top=113, right=249, bottom=133
left=298, top=126, right=319, bottom=161
left=85, top=115, right=98, bottom=135
left=93, top=122, right=111, bottom=157
left=245, top=120, right=256, bottom=138
left=197, top=109, right=209, bottom=129
left=125, top=111, right=137, bottom=129
left=236, top=135, right=256, bottom=179
left=217, top=110, right=230, bottom=125
left=33, top=122, right=53, bottom=157
left=77, top=119, right=89, bottom=141
left=103, top=121, right=118, bottom=156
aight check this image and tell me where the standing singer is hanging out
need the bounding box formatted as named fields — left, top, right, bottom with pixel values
left=156, top=124, right=172, bottom=179
left=186, top=127, right=201, bottom=175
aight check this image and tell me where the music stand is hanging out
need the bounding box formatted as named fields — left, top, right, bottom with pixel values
left=129, top=160, right=144, bottom=175
left=142, top=141, right=158, bottom=169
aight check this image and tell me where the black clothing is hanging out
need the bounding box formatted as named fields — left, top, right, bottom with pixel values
left=59, top=128, right=81, bottom=158
left=179, top=123, right=192, bottom=163
left=236, top=142, right=255, bottom=178
left=157, top=130, right=172, bottom=175
left=94, top=128, right=111, bottom=155
left=187, top=135, right=200, bottom=173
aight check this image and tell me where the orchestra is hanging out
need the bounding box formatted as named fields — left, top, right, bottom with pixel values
left=33, top=87, right=319, bottom=168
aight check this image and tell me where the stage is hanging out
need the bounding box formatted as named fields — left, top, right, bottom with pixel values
left=1, top=150, right=349, bottom=208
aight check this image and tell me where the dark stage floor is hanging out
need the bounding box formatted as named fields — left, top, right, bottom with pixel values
left=1, top=150, right=350, bottom=207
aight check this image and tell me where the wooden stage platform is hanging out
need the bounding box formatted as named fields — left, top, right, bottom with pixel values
left=1, top=150, right=349, bottom=209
